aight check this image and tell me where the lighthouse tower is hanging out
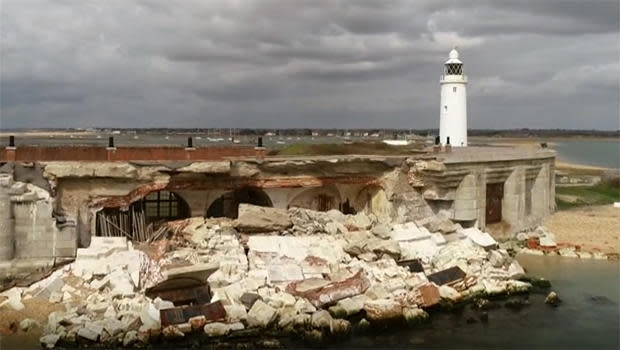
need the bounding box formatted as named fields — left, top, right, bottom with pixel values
left=439, top=48, right=468, bottom=147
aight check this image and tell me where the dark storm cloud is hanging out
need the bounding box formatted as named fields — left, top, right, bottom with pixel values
left=0, top=0, right=618, bottom=130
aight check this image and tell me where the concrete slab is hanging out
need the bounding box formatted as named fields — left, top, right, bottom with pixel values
left=268, top=264, right=304, bottom=283
left=391, top=222, right=431, bottom=242
left=461, top=228, right=497, bottom=249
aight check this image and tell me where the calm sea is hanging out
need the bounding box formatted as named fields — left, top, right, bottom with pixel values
left=326, top=255, right=620, bottom=350
left=553, top=140, right=619, bottom=169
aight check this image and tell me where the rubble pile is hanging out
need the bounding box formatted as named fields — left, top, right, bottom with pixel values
left=2, top=204, right=539, bottom=348
left=516, top=226, right=608, bottom=260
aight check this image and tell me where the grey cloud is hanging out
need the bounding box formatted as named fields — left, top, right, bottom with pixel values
left=0, top=0, right=618, bottom=130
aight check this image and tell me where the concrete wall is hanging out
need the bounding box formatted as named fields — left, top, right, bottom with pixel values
left=442, top=157, right=555, bottom=238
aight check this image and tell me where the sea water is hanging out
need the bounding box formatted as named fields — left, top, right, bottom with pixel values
left=326, top=255, right=619, bottom=349
left=553, top=140, right=620, bottom=169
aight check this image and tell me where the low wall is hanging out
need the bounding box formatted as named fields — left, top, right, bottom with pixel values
left=0, top=146, right=257, bottom=161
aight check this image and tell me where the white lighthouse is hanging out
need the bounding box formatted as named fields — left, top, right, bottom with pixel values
left=439, top=47, right=468, bottom=147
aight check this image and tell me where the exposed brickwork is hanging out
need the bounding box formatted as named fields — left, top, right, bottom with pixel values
left=0, top=146, right=256, bottom=162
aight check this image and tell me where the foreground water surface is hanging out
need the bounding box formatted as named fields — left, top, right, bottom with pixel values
left=327, top=255, right=619, bottom=350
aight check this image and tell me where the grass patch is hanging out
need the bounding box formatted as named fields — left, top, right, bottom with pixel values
left=555, top=179, right=620, bottom=210
left=268, top=142, right=425, bottom=156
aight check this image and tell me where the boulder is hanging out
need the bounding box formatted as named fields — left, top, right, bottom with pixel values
left=507, top=261, right=526, bottom=279
left=162, top=325, right=185, bottom=339
left=224, top=304, right=248, bottom=323
left=203, top=322, right=232, bottom=337
left=539, top=234, right=557, bottom=248
left=78, top=323, right=103, bottom=341
left=545, top=291, right=561, bottom=307
left=332, top=295, right=367, bottom=317
left=422, top=216, right=457, bottom=234
left=367, top=239, right=401, bottom=259
left=235, top=204, right=292, bottom=233
left=403, top=307, right=429, bottom=327
left=311, top=310, right=333, bottom=329
left=189, top=315, right=207, bottom=330
left=331, top=319, right=352, bottom=337
left=438, top=285, right=461, bottom=301
left=123, top=330, right=139, bottom=347
left=371, top=223, right=392, bottom=239
left=487, top=250, right=505, bottom=268
left=247, top=300, right=277, bottom=328
left=363, top=299, right=403, bottom=322
left=40, top=334, right=60, bottom=349
left=19, top=319, right=39, bottom=332
left=345, top=213, right=372, bottom=230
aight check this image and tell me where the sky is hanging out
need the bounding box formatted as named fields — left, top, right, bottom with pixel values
left=1, top=0, right=618, bottom=130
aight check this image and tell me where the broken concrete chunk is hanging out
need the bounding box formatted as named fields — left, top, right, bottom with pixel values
left=461, top=228, right=498, bottom=249
left=203, top=322, right=231, bottom=337
left=247, top=300, right=277, bottom=328
left=239, top=292, right=262, bottom=310
left=364, top=299, right=403, bottom=322
left=40, top=334, right=61, bottom=349
left=235, top=204, right=292, bottom=233
left=20, top=318, right=40, bottom=332
left=311, top=310, right=333, bottom=329
left=78, top=323, right=103, bottom=341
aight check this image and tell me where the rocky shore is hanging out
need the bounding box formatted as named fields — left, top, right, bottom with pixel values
left=1, top=204, right=550, bottom=348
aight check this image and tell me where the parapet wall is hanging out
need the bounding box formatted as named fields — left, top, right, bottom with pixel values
left=0, top=145, right=257, bottom=161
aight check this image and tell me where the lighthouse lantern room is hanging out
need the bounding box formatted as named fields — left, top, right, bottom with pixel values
left=439, top=48, right=468, bottom=147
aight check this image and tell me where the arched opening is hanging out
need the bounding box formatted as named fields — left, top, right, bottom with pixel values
left=355, top=185, right=390, bottom=219
left=206, top=187, right=273, bottom=218
left=96, top=190, right=190, bottom=240
left=288, top=186, right=341, bottom=212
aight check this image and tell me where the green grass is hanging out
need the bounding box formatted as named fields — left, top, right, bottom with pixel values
left=555, top=179, right=620, bottom=210
left=268, top=142, right=426, bottom=156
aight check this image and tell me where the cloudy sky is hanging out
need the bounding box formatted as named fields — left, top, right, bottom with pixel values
left=1, top=0, right=618, bottom=130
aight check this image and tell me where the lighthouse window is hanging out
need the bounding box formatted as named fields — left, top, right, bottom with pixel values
left=453, top=87, right=457, bottom=93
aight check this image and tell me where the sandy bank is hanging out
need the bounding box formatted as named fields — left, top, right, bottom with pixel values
left=544, top=205, right=620, bottom=255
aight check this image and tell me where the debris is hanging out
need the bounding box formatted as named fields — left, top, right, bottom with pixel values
left=235, top=204, right=292, bottom=233
left=239, top=292, right=262, bottom=309
left=160, top=300, right=226, bottom=327
left=427, top=266, right=466, bottom=286
left=247, top=300, right=277, bottom=328
left=286, top=270, right=371, bottom=308
left=311, top=310, right=333, bottom=329
left=147, top=284, right=212, bottom=306
left=20, top=318, right=40, bottom=332
left=363, top=299, right=403, bottom=322
left=416, top=283, right=440, bottom=307
left=40, top=334, right=60, bottom=349
left=163, top=262, right=219, bottom=282
left=397, top=259, right=424, bottom=273
left=461, top=228, right=498, bottom=249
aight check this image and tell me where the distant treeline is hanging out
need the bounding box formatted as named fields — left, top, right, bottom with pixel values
left=5, top=128, right=619, bottom=138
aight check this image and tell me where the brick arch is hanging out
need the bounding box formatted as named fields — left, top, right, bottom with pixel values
left=355, top=184, right=391, bottom=219
left=288, top=185, right=342, bottom=212
left=206, top=187, right=273, bottom=218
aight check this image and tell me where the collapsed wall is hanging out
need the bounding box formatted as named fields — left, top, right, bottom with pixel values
left=0, top=148, right=556, bottom=266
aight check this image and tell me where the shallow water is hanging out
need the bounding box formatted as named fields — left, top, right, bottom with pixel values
left=553, top=140, right=620, bottom=169
left=327, top=255, right=619, bottom=350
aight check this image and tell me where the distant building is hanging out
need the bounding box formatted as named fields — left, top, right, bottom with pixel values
left=439, top=48, right=468, bottom=147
